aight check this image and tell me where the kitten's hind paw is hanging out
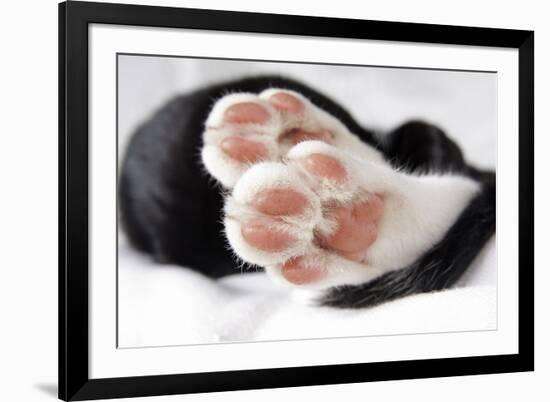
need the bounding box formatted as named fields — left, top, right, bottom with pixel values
left=223, top=141, right=388, bottom=289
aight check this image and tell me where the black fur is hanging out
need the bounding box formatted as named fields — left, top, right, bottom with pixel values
left=119, top=75, right=495, bottom=307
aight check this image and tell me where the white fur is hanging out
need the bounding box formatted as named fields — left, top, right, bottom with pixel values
left=201, top=88, right=481, bottom=290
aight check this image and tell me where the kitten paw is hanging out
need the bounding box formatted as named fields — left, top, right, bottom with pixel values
left=223, top=141, right=388, bottom=289
left=201, top=89, right=382, bottom=188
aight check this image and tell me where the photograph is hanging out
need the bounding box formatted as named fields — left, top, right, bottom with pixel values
left=56, top=1, right=535, bottom=400
left=117, top=55, right=497, bottom=348
left=0, top=0, right=544, bottom=400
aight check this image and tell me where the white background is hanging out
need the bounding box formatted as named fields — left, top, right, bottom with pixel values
left=0, top=0, right=545, bottom=401
left=117, top=56, right=498, bottom=166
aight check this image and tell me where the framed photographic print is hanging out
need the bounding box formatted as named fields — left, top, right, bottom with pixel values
left=59, top=1, right=534, bottom=400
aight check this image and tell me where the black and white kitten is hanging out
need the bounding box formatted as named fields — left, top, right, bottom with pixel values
left=119, top=75, right=495, bottom=308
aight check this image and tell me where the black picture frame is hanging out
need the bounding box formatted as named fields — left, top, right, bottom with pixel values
left=59, top=1, right=534, bottom=400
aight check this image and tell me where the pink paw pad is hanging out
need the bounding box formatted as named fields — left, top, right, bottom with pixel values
left=241, top=219, right=296, bottom=252
left=252, top=188, right=309, bottom=216
left=322, top=195, right=384, bottom=262
left=269, top=92, right=305, bottom=114
left=220, top=136, right=268, bottom=163
left=240, top=188, right=308, bottom=252
left=303, top=153, right=348, bottom=182
left=224, top=102, right=271, bottom=124
left=281, top=257, right=325, bottom=285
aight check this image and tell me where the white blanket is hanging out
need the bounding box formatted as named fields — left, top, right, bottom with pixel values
left=117, top=56, right=497, bottom=347
left=118, top=236, right=496, bottom=346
